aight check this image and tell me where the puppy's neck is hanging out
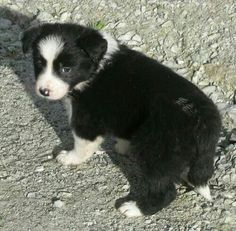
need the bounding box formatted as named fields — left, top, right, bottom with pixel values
left=97, top=32, right=120, bottom=72
left=67, top=33, right=119, bottom=98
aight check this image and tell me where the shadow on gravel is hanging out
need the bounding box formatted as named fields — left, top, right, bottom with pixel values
left=0, top=7, right=142, bottom=199
left=0, top=7, right=73, bottom=153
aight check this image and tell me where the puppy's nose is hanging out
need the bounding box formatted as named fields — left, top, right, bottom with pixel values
left=39, top=87, right=50, bottom=97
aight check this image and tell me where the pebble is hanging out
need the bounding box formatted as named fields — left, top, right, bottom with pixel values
left=0, top=18, right=12, bottom=29
left=224, top=192, right=235, bottom=199
left=116, top=22, right=127, bottom=28
left=57, top=191, right=72, bottom=198
left=0, top=170, right=8, bottom=179
left=53, top=199, right=64, bottom=208
left=26, top=192, right=41, bottom=198
left=60, top=12, right=71, bottom=22
left=47, top=155, right=53, bottom=160
left=122, top=184, right=129, bottom=191
left=132, top=34, right=142, bottom=42
left=145, top=219, right=152, bottom=224
left=225, top=215, right=233, bottom=223
left=224, top=199, right=232, bottom=205
left=232, top=202, right=236, bottom=207
left=35, top=166, right=44, bottom=172
left=227, top=106, right=236, bottom=125
left=118, top=31, right=135, bottom=41
left=201, top=85, right=217, bottom=97
left=221, top=174, right=230, bottom=183
left=37, top=12, right=54, bottom=22
left=229, top=129, right=236, bottom=143
left=171, top=44, right=181, bottom=53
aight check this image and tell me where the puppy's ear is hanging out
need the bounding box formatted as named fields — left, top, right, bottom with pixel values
left=76, top=31, right=107, bottom=63
left=21, top=25, right=42, bottom=53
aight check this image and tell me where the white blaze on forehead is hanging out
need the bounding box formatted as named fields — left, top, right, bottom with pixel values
left=38, top=35, right=64, bottom=61
left=36, top=35, right=69, bottom=100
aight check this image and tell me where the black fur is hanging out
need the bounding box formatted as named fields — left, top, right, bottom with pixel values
left=22, top=23, right=221, bottom=215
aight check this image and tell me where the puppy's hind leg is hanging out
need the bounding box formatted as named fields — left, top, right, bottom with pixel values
left=117, top=174, right=177, bottom=217
left=57, top=132, right=103, bottom=166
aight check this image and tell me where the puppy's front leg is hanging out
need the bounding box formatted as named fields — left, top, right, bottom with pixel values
left=57, top=132, right=103, bottom=166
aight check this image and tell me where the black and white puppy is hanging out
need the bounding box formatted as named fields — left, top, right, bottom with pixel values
left=22, top=23, right=221, bottom=217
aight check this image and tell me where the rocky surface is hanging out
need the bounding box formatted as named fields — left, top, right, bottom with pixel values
left=0, top=0, right=235, bottom=230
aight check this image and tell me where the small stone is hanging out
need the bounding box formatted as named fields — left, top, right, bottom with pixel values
left=224, top=192, right=235, bottom=199
left=60, top=12, right=71, bottom=22
left=132, top=34, right=142, bottom=42
left=0, top=18, right=12, bottom=29
left=230, top=172, right=236, bottom=183
left=192, top=67, right=205, bottom=84
left=225, top=215, right=233, bottom=223
left=57, top=191, right=72, bottom=198
left=201, top=85, right=217, bottom=97
left=35, top=166, right=44, bottom=172
left=119, top=31, right=135, bottom=41
left=53, top=199, right=64, bottom=208
left=177, top=68, right=189, bottom=76
left=47, top=155, right=53, bottom=160
left=226, top=106, right=236, bottom=125
left=229, top=129, right=236, bottom=143
left=198, top=79, right=211, bottom=86
left=122, top=184, right=129, bottom=191
left=145, top=219, right=152, bottom=224
left=86, top=221, right=93, bottom=226
left=127, top=40, right=139, bottom=46
left=222, top=174, right=230, bottom=183
left=27, top=192, right=41, bottom=198
left=224, top=199, right=232, bottom=205
left=232, top=201, right=236, bottom=207
left=171, top=44, right=180, bottom=53
left=161, top=20, right=173, bottom=28
left=0, top=170, right=8, bottom=179
left=116, top=22, right=127, bottom=28
left=37, top=12, right=54, bottom=21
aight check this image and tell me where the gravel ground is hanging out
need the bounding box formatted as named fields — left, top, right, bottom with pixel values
left=0, top=0, right=236, bottom=230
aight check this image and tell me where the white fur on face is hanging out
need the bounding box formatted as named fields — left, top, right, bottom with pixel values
left=36, top=36, right=69, bottom=100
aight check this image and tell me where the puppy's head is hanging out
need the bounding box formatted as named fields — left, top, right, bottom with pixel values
left=22, top=23, right=107, bottom=100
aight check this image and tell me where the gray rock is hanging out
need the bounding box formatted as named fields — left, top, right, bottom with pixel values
left=26, top=192, right=42, bottom=199
left=60, top=12, right=71, bottom=22
left=229, top=129, right=236, bottom=143
left=0, top=18, right=12, bottom=29
left=57, top=191, right=72, bottom=198
left=35, top=166, right=44, bottom=172
left=226, top=106, right=236, bottom=125
left=53, top=199, right=65, bottom=208
left=118, top=31, right=135, bottom=41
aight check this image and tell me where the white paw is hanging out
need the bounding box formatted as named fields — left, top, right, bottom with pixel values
left=118, top=201, right=143, bottom=217
left=195, top=185, right=212, bottom=201
left=56, top=150, right=83, bottom=166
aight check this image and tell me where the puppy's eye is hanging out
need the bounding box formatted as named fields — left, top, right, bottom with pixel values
left=61, top=67, right=71, bottom=74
